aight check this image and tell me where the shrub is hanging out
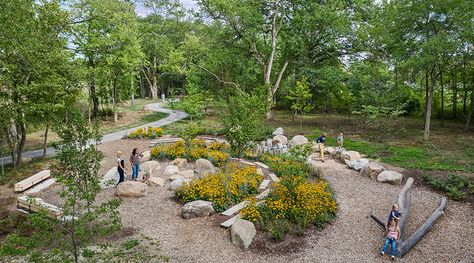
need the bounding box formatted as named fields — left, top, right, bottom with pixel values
left=422, top=173, right=473, bottom=201
left=259, top=154, right=309, bottom=179
left=127, top=127, right=163, bottom=139
left=176, top=165, right=262, bottom=212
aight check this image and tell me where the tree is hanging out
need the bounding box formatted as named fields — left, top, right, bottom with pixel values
left=286, top=77, right=314, bottom=129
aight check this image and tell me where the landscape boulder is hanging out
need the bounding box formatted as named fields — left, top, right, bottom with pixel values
left=272, top=135, right=288, bottom=145
left=169, top=178, right=192, bottom=191
left=179, top=169, right=196, bottom=178
left=289, top=135, right=309, bottom=146
left=164, top=165, right=179, bottom=177
left=100, top=167, right=119, bottom=189
left=272, top=127, right=285, bottom=136
left=230, top=219, right=256, bottom=249
left=147, top=177, right=165, bottom=187
left=115, top=181, right=148, bottom=197
left=324, top=146, right=335, bottom=155
left=141, top=151, right=151, bottom=162
left=181, top=200, right=215, bottom=219
left=195, top=158, right=214, bottom=171
left=141, top=161, right=161, bottom=175
left=168, top=174, right=184, bottom=181
left=171, top=158, right=188, bottom=168
left=348, top=158, right=370, bottom=172
left=361, top=162, right=386, bottom=180
left=377, top=171, right=403, bottom=185
left=333, top=147, right=346, bottom=160
left=340, top=150, right=361, bottom=165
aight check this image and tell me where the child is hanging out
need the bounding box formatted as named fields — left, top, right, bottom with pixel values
left=130, top=148, right=143, bottom=181
left=315, top=133, right=327, bottom=162
left=380, top=217, right=400, bottom=260
left=116, top=151, right=126, bottom=186
left=388, top=204, right=401, bottom=223
left=337, top=133, right=344, bottom=148
left=141, top=171, right=150, bottom=183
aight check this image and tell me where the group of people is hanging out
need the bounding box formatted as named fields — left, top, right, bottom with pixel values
left=115, top=148, right=145, bottom=186
left=314, top=132, right=401, bottom=259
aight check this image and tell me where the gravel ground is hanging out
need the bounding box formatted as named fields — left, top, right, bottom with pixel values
left=34, top=141, right=474, bottom=262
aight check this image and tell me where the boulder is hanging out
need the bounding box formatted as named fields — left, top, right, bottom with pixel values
left=377, top=171, right=403, bottom=185
left=141, top=151, right=151, bottom=162
left=361, top=162, right=386, bottom=180
left=171, top=158, right=188, bottom=168
left=195, top=158, right=214, bottom=171
left=181, top=200, right=215, bottom=219
left=333, top=147, right=346, bottom=160
left=22, top=156, right=33, bottom=163
left=168, top=174, right=184, bottom=181
left=289, top=135, right=309, bottom=146
left=179, top=169, right=196, bottom=178
left=115, top=181, right=148, bottom=197
left=100, top=167, right=119, bottom=189
left=348, top=158, right=370, bottom=172
left=272, top=127, right=285, bottom=136
left=169, top=178, right=192, bottom=191
left=324, top=146, right=335, bottom=155
left=141, top=161, right=161, bottom=174
left=148, top=177, right=165, bottom=187
left=164, top=165, right=179, bottom=177
left=230, top=219, right=256, bottom=249
left=272, top=135, right=288, bottom=145
left=340, top=150, right=361, bottom=165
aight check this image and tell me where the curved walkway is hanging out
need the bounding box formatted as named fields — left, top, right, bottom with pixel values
left=0, top=103, right=188, bottom=165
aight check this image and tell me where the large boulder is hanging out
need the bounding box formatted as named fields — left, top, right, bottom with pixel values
left=169, top=178, right=192, bottom=191
left=115, top=181, right=148, bottom=197
left=141, top=151, right=151, bottom=162
left=340, top=150, right=361, bottom=165
left=230, top=219, right=256, bottom=249
left=195, top=158, right=214, bottom=171
left=168, top=174, right=184, bottom=181
left=141, top=161, right=161, bottom=175
left=272, top=127, right=285, bottom=136
left=272, top=135, right=288, bottom=145
left=100, top=167, right=119, bottom=189
left=361, top=162, right=386, bottom=180
left=377, top=171, right=403, bottom=185
left=164, top=165, right=179, bottom=177
left=179, top=169, right=196, bottom=178
left=289, top=135, right=309, bottom=147
left=333, top=147, right=346, bottom=160
left=325, top=146, right=335, bottom=155
left=147, top=177, right=165, bottom=187
left=181, top=200, right=215, bottom=219
left=171, top=158, right=188, bottom=168
left=348, top=158, right=370, bottom=172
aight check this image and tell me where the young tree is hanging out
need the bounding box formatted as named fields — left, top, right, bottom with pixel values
left=286, top=77, right=314, bottom=129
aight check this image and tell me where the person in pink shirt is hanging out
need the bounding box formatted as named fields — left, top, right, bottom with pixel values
left=380, top=217, right=400, bottom=260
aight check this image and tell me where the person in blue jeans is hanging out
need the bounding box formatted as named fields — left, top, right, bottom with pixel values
left=380, top=217, right=400, bottom=260
left=130, top=148, right=143, bottom=181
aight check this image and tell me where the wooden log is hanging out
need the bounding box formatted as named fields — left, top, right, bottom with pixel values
left=14, top=170, right=51, bottom=192
left=370, top=214, right=386, bottom=228
left=397, top=197, right=447, bottom=258
left=397, top=177, right=413, bottom=240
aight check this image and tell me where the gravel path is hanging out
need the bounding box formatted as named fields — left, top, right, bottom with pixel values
left=103, top=157, right=473, bottom=263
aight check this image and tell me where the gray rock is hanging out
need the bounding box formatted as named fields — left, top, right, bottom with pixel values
left=180, top=169, right=197, bottom=178
left=341, top=150, right=361, bottom=165
left=361, top=162, right=386, bottom=180
left=100, top=167, right=119, bottom=189
left=377, top=171, right=403, bottom=185
left=164, top=165, right=179, bottom=177
left=141, top=151, right=151, bottom=162
left=230, top=219, right=256, bottom=249
left=171, top=158, right=188, bottom=168
left=195, top=158, right=214, bottom=171
left=333, top=147, right=346, bottom=160
left=324, top=146, right=335, bottom=155
left=272, top=135, right=288, bottom=145
left=182, top=200, right=215, bottom=219
left=147, top=177, right=165, bottom=187
left=169, top=178, right=192, bottom=191
left=289, top=135, right=309, bottom=146
left=272, top=127, right=285, bottom=136
left=141, top=161, right=161, bottom=174
left=168, top=174, right=184, bottom=181
left=115, top=181, right=148, bottom=197
left=348, top=158, right=370, bottom=171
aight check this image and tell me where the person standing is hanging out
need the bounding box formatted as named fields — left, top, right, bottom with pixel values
left=161, top=93, right=166, bottom=103
left=337, top=133, right=344, bottom=148
left=316, top=133, right=327, bottom=162
left=130, top=148, right=143, bottom=181
left=116, top=151, right=126, bottom=186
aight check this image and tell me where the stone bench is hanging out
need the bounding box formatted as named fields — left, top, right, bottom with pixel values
left=14, top=170, right=51, bottom=192
left=17, top=195, right=63, bottom=219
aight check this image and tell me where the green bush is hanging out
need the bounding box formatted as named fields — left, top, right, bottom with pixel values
left=422, top=173, right=473, bottom=201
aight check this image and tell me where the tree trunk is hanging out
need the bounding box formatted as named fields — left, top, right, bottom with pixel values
left=264, top=2, right=280, bottom=120
left=131, top=73, right=135, bottom=107
left=440, top=70, right=444, bottom=127
left=462, top=63, right=467, bottom=115
left=452, top=71, right=457, bottom=119
left=464, top=72, right=474, bottom=131
left=423, top=69, right=429, bottom=128
left=88, top=56, right=98, bottom=117
left=424, top=68, right=436, bottom=141
left=16, top=120, right=26, bottom=167
left=150, top=56, right=158, bottom=99
left=113, top=81, right=118, bottom=122
left=42, top=121, right=49, bottom=158
left=140, top=72, right=145, bottom=98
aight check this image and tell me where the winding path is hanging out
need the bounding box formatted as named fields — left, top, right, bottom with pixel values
left=0, top=103, right=188, bottom=166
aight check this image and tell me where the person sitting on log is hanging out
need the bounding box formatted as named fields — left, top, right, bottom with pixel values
left=388, top=204, right=401, bottom=223
left=380, top=217, right=400, bottom=260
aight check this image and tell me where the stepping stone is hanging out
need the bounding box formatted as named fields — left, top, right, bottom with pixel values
left=258, top=180, right=270, bottom=191
left=222, top=201, right=249, bottom=216
left=15, top=170, right=51, bottom=192
left=24, top=178, right=56, bottom=194
left=256, top=189, right=270, bottom=200
left=220, top=214, right=242, bottom=228
left=268, top=173, right=280, bottom=183
left=255, top=162, right=269, bottom=169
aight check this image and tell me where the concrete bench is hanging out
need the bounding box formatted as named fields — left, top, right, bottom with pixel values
left=14, top=170, right=51, bottom=192
left=17, top=195, right=63, bottom=219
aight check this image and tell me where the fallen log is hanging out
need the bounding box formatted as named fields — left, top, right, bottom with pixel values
left=397, top=177, right=413, bottom=240
left=397, top=197, right=447, bottom=257
left=370, top=213, right=386, bottom=228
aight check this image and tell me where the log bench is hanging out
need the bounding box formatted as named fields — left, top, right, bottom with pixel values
left=14, top=170, right=51, bottom=192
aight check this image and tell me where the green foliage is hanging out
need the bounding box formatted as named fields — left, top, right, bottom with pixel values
left=287, top=77, right=314, bottom=115
left=422, top=173, right=474, bottom=201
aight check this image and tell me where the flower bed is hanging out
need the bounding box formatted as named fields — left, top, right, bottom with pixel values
left=150, top=139, right=230, bottom=166
left=241, top=154, right=337, bottom=240
left=127, top=127, right=163, bottom=139
left=175, top=164, right=262, bottom=212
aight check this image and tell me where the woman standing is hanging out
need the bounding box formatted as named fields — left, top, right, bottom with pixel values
left=116, top=151, right=126, bottom=186
left=130, top=148, right=143, bottom=181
